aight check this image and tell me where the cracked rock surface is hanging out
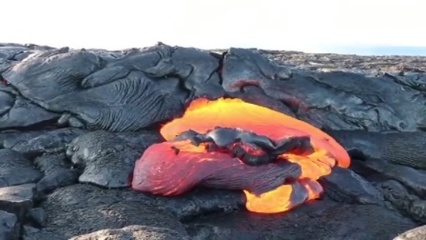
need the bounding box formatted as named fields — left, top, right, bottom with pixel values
left=0, top=184, right=37, bottom=221
left=2, top=43, right=426, bottom=239
left=65, top=130, right=162, bottom=188
left=0, top=149, right=42, bottom=187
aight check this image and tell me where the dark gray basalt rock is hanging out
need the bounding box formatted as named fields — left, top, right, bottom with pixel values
left=34, top=184, right=242, bottom=238
left=34, top=153, right=80, bottom=194
left=0, top=125, right=87, bottom=192
left=0, top=149, right=43, bottom=187
left=2, top=44, right=207, bottom=132
left=0, top=96, right=58, bottom=130
left=227, top=85, right=296, bottom=117
left=185, top=198, right=417, bottom=240
left=353, top=158, right=426, bottom=198
left=36, top=168, right=80, bottom=194
left=0, top=184, right=37, bottom=220
left=27, top=207, right=47, bottom=228
left=222, top=48, right=426, bottom=132
left=23, top=228, right=66, bottom=240
left=0, top=129, right=49, bottom=149
left=0, top=210, right=19, bottom=240
left=139, top=188, right=245, bottom=221
left=328, top=130, right=426, bottom=170
left=41, top=201, right=188, bottom=239
left=36, top=184, right=225, bottom=239
left=378, top=180, right=426, bottom=223
left=0, top=59, right=11, bottom=73
left=0, top=85, right=60, bottom=130
left=142, top=45, right=224, bottom=99
left=329, top=129, right=426, bottom=222
left=221, top=47, right=293, bottom=93
left=2, top=43, right=426, bottom=133
left=11, top=128, right=88, bottom=156
left=34, top=152, right=73, bottom=175
left=66, top=130, right=162, bottom=188
left=319, top=167, right=385, bottom=206
left=2, top=48, right=101, bottom=101
left=41, top=184, right=243, bottom=222
left=0, top=45, right=30, bottom=61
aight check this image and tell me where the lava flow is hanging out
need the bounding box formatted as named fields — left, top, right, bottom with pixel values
left=131, top=97, right=350, bottom=214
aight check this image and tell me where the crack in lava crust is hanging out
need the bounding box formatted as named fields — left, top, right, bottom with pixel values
left=131, top=97, right=351, bottom=214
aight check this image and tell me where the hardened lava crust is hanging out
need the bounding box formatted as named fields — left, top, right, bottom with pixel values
left=1, top=42, right=426, bottom=240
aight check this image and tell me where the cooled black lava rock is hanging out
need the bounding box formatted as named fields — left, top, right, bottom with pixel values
left=36, top=184, right=192, bottom=239
left=227, top=85, right=296, bottom=116
left=377, top=180, right=426, bottom=223
left=36, top=169, right=80, bottom=194
left=0, top=45, right=29, bottom=60
left=34, top=152, right=73, bottom=175
left=66, top=130, right=162, bottom=188
left=221, top=48, right=293, bottom=94
left=140, top=188, right=245, bottom=221
left=142, top=45, right=224, bottom=99
left=319, top=167, right=385, bottom=206
left=2, top=48, right=101, bottom=101
left=327, top=130, right=426, bottom=170
left=353, top=158, right=426, bottom=198
left=0, top=86, right=59, bottom=130
left=40, top=183, right=243, bottom=223
left=34, top=153, right=79, bottom=194
left=0, top=210, right=19, bottom=240
left=222, top=48, right=426, bottom=132
left=0, top=129, right=49, bottom=149
left=385, top=72, right=426, bottom=94
left=23, top=229, right=65, bottom=240
left=185, top=198, right=417, bottom=240
left=0, top=149, right=43, bottom=187
left=2, top=45, right=196, bottom=132
left=1, top=43, right=426, bottom=134
left=27, top=208, right=47, bottom=228
left=0, top=184, right=37, bottom=220
left=12, top=128, right=88, bottom=156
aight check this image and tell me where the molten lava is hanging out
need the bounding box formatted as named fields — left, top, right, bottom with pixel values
left=132, top=97, right=350, bottom=214
left=161, top=98, right=349, bottom=168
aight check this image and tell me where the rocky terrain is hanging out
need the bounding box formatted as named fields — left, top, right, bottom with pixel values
left=1, top=42, right=426, bottom=239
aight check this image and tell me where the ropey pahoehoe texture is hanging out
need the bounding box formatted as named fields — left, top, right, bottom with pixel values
left=1, top=43, right=426, bottom=240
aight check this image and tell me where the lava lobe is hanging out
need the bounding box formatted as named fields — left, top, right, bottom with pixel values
left=131, top=97, right=350, bottom=214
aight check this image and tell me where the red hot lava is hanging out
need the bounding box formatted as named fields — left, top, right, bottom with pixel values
left=131, top=98, right=350, bottom=214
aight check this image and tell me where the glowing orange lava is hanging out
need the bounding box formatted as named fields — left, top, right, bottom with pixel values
left=132, top=97, right=350, bottom=214
left=161, top=98, right=350, bottom=168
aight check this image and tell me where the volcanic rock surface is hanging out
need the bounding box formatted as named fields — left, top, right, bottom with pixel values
left=1, top=42, right=426, bottom=239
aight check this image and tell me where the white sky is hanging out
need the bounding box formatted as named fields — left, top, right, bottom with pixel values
left=2, top=0, right=426, bottom=53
